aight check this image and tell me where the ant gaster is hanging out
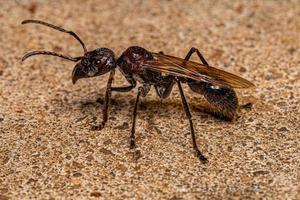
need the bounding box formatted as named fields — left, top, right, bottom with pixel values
left=21, top=20, right=255, bottom=162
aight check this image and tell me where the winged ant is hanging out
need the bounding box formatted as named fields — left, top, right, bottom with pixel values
left=21, top=20, right=254, bottom=162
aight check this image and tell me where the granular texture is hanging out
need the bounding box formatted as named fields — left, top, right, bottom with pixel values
left=0, top=0, right=299, bottom=199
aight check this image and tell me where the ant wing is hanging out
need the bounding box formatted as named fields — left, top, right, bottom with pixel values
left=143, top=52, right=255, bottom=89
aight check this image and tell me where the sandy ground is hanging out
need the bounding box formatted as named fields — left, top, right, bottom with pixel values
left=0, top=0, right=300, bottom=199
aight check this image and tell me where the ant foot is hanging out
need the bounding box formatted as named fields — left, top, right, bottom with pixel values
left=196, top=150, right=208, bottom=163
left=91, top=122, right=105, bottom=131
left=129, top=139, right=136, bottom=149
left=240, top=102, right=253, bottom=110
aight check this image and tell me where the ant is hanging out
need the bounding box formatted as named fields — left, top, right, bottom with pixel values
left=21, top=20, right=254, bottom=162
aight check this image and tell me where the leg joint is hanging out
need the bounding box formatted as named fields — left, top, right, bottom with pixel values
left=138, top=85, right=151, bottom=97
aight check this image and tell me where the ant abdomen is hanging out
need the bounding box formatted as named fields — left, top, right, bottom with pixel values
left=188, top=80, right=238, bottom=120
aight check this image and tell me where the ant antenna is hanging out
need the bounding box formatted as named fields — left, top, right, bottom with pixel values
left=21, top=19, right=87, bottom=53
left=22, top=51, right=82, bottom=62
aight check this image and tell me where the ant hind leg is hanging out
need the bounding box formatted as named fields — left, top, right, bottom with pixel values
left=184, top=47, right=209, bottom=66
left=177, top=81, right=207, bottom=162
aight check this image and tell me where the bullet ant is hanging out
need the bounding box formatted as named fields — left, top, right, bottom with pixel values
left=22, top=20, right=254, bottom=162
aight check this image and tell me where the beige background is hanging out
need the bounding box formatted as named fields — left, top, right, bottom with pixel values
left=0, top=0, right=299, bottom=199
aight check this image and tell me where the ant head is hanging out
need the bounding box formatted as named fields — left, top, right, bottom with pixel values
left=21, top=20, right=116, bottom=84
left=72, top=48, right=116, bottom=84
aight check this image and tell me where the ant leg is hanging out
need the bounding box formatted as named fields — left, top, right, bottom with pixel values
left=130, top=90, right=141, bottom=148
left=130, top=85, right=151, bottom=149
left=176, top=80, right=207, bottom=162
left=239, top=102, right=253, bottom=110
left=184, top=47, right=209, bottom=66
left=111, top=84, right=136, bottom=92
left=92, top=75, right=136, bottom=130
left=111, top=77, right=136, bottom=92
left=92, top=69, right=115, bottom=130
left=155, top=77, right=175, bottom=99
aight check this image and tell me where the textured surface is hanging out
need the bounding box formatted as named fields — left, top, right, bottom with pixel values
left=0, top=0, right=300, bottom=199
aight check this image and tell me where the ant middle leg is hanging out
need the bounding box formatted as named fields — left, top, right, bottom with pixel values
left=129, top=85, right=151, bottom=149
left=184, top=47, right=209, bottom=66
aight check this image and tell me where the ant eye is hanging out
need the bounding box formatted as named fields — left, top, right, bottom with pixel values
left=95, top=60, right=101, bottom=64
left=144, top=53, right=151, bottom=59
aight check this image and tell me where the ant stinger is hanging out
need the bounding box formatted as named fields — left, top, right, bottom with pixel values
left=21, top=20, right=255, bottom=162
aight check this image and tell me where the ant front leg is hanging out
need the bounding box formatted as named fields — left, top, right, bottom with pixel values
left=111, top=76, right=136, bottom=92
left=92, top=69, right=115, bottom=130
left=185, top=47, right=209, bottom=66
left=92, top=74, right=137, bottom=130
